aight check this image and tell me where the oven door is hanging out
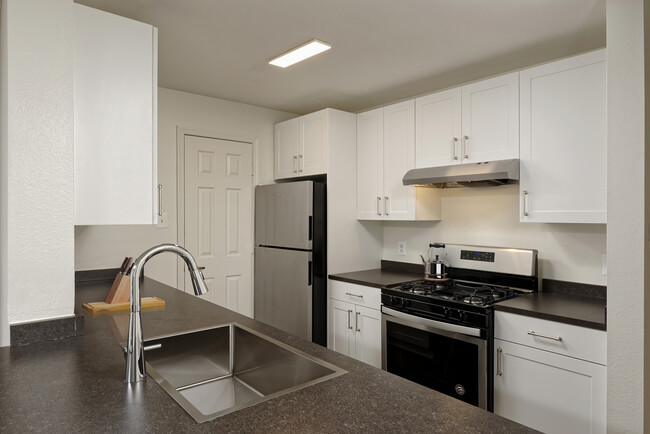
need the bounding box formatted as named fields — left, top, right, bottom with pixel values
left=381, top=306, right=488, bottom=409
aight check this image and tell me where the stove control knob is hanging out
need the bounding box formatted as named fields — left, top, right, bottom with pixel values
left=443, top=307, right=450, bottom=318
left=460, top=311, right=467, bottom=321
left=390, top=296, right=400, bottom=306
left=403, top=299, right=412, bottom=308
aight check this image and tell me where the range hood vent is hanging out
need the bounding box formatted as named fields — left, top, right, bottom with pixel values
left=402, top=159, right=520, bottom=188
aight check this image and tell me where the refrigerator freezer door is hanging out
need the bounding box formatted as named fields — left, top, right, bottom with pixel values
left=255, top=181, right=313, bottom=250
left=254, top=247, right=312, bottom=340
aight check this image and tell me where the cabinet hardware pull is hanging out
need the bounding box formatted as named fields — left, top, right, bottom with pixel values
left=496, top=347, right=503, bottom=376
left=293, top=155, right=298, bottom=173
left=463, top=135, right=469, bottom=159
left=453, top=137, right=459, bottom=160
left=522, top=190, right=529, bottom=217
left=298, top=154, right=303, bottom=172
left=377, top=197, right=382, bottom=216
left=355, top=311, right=361, bottom=332
left=347, top=310, right=353, bottom=330
left=157, top=184, right=163, bottom=216
left=345, top=292, right=364, bottom=299
left=527, top=330, right=562, bottom=342
left=384, top=196, right=389, bottom=216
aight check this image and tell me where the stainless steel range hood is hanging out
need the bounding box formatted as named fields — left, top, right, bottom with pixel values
left=402, top=159, right=520, bottom=188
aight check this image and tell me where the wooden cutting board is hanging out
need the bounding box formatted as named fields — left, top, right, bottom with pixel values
left=82, top=297, right=165, bottom=313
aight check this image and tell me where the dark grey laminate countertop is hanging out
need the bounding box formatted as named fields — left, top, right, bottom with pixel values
left=329, top=269, right=422, bottom=288
left=0, top=278, right=534, bottom=433
left=495, top=292, right=607, bottom=331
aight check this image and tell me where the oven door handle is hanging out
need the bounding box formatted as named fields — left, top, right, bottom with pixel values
left=381, top=306, right=482, bottom=338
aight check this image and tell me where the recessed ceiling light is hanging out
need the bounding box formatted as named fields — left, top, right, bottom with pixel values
left=269, top=39, right=331, bottom=68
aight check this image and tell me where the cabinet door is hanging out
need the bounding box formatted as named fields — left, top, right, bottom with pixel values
left=356, top=108, right=384, bottom=220
left=274, top=118, right=300, bottom=180
left=494, top=339, right=606, bottom=434
left=299, top=110, right=327, bottom=176
left=330, top=299, right=356, bottom=358
left=415, top=88, right=462, bottom=168
left=461, top=72, right=519, bottom=164
left=73, top=4, right=157, bottom=225
left=353, top=305, right=382, bottom=368
left=519, top=50, right=606, bottom=223
left=383, top=100, right=415, bottom=220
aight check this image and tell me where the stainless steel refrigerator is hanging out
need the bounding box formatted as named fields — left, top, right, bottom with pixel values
left=254, top=181, right=326, bottom=346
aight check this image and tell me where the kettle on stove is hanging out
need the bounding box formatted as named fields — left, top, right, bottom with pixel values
left=421, top=243, right=448, bottom=280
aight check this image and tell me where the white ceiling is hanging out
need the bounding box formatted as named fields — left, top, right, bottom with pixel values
left=74, top=0, right=605, bottom=115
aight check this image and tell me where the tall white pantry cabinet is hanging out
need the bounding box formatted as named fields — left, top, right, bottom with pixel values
left=74, top=4, right=159, bottom=225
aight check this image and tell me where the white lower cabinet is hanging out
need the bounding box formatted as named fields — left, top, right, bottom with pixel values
left=494, top=312, right=606, bottom=433
left=328, top=281, right=382, bottom=368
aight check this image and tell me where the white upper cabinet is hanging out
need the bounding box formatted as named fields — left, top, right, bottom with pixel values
left=415, top=72, right=519, bottom=168
left=415, top=88, right=462, bottom=168
left=73, top=4, right=158, bottom=225
left=357, top=101, right=441, bottom=221
left=274, top=109, right=329, bottom=180
left=519, top=50, right=606, bottom=223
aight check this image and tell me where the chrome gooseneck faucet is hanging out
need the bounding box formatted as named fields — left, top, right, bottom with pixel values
left=125, top=244, right=209, bottom=383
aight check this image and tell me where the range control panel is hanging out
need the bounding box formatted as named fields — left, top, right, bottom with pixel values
left=460, top=250, right=495, bottom=263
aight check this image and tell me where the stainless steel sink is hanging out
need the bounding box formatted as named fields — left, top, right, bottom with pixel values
left=143, top=323, right=346, bottom=423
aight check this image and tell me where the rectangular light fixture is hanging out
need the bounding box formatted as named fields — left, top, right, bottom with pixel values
left=269, top=39, right=331, bottom=68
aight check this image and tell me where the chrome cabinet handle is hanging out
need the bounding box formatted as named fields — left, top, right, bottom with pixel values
left=522, top=190, right=529, bottom=217
left=377, top=197, right=381, bottom=216
left=347, top=310, right=353, bottom=330
left=346, top=292, right=364, bottom=299
left=293, top=155, right=298, bottom=173
left=463, top=135, right=469, bottom=159
left=355, top=311, right=361, bottom=332
left=298, top=154, right=303, bottom=172
left=452, top=137, right=459, bottom=160
left=384, top=196, right=389, bottom=216
left=528, top=330, right=562, bottom=342
left=496, top=347, right=503, bottom=376
left=157, top=184, right=163, bottom=216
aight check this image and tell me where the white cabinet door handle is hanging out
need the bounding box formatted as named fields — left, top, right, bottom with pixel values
left=377, top=197, right=381, bottom=216
left=346, top=292, right=364, bottom=299
left=452, top=137, right=459, bottom=160
left=293, top=155, right=298, bottom=173
left=355, top=311, right=361, bottom=332
left=496, top=347, right=503, bottom=376
left=384, top=196, right=389, bottom=216
left=298, top=154, right=303, bottom=172
left=347, top=310, right=353, bottom=330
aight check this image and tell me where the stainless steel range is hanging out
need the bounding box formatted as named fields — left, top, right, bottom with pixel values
left=381, top=244, right=538, bottom=411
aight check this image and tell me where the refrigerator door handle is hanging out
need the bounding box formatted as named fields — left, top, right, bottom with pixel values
left=308, top=260, right=312, bottom=286
left=308, top=216, right=313, bottom=241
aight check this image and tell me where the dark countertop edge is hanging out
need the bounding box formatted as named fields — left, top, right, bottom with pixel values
left=328, top=269, right=423, bottom=288
left=495, top=303, right=607, bottom=331
left=543, top=279, right=607, bottom=300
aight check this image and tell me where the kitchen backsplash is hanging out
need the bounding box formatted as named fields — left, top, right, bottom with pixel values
left=382, top=185, right=606, bottom=286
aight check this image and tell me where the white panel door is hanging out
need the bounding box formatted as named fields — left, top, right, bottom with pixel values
left=274, top=118, right=299, bottom=180
left=330, top=299, right=355, bottom=358
left=383, top=100, right=415, bottom=220
left=415, top=88, right=462, bottom=168
left=494, top=339, right=606, bottom=434
left=461, top=72, right=519, bottom=163
left=519, top=50, right=606, bottom=223
left=353, top=305, right=382, bottom=368
left=300, top=110, right=327, bottom=176
left=356, top=108, right=384, bottom=220
left=184, top=135, right=253, bottom=317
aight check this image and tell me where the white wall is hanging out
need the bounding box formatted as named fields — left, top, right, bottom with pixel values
left=0, top=0, right=75, bottom=338
left=74, top=88, right=295, bottom=287
left=606, top=0, right=648, bottom=431
left=383, top=185, right=607, bottom=285
left=0, top=0, right=9, bottom=346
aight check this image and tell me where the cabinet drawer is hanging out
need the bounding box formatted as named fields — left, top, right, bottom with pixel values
left=495, top=311, right=606, bottom=365
left=329, top=280, right=380, bottom=310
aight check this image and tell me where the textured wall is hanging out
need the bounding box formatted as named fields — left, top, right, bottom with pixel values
left=382, top=185, right=607, bottom=285
left=2, top=0, right=75, bottom=328
left=74, top=88, right=294, bottom=287
left=606, top=0, right=647, bottom=431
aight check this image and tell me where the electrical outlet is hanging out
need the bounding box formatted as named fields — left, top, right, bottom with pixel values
left=398, top=241, right=406, bottom=256
left=156, top=211, right=168, bottom=229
